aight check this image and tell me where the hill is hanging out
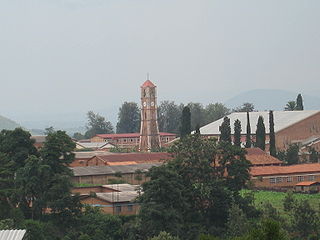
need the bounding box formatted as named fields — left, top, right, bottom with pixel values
left=0, top=115, right=21, bottom=131
left=225, top=89, right=320, bottom=111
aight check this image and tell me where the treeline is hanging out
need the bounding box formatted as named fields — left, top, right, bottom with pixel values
left=74, top=101, right=233, bottom=140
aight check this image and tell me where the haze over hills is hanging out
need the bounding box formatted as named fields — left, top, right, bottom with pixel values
left=225, top=89, right=320, bottom=111
left=0, top=115, right=20, bottom=131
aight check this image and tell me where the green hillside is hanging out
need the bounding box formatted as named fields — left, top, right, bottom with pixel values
left=0, top=115, right=20, bottom=130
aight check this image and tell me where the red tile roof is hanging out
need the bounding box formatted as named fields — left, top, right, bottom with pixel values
left=96, top=132, right=176, bottom=139
left=94, top=152, right=172, bottom=164
left=295, top=181, right=319, bottom=186
left=245, top=148, right=282, bottom=166
left=141, top=80, right=155, bottom=88
left=251, top=163, right=320, bottom=177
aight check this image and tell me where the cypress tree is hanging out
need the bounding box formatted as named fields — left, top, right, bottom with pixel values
left=296, top=94, right=304, bottom=110
left=234, top=119, right=242, bottom=147
left=245, top=112, right=252, bottom=148
left=180, top=106, right=191, bottom=138
left=269, top=110, right=276, bottom=157
left=256, top=116, right=266, bottom=150
left=195, top=123, right=201, bottom=134
left=219, top=116, right=231, bottom=143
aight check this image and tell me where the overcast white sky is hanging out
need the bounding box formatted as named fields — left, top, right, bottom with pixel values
left=0, top=0, right=319, bottom=125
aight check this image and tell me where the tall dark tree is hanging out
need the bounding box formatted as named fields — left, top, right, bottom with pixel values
left=116, top=102, right=140, bottom=133
left=269, top=110, right=276, bottom=157
left=187, top=103, right=206, bottom=131
left=219, top=117, right=231, bottom=143
left=233, top=119, right=242, bottom=147
left=140, top=135, right=251, bottom=239
left=180, top=106, right=191, bottom=138
left=84, top=111, right=114, bottom=138
left=245, top=112, right=252, bottom=148
left=158, top=101, right=183, bottom=134
left=286, top=144, right=299, bottom=165
left=255, top=116, right=266, bottom=151
left=296, top=94, right=304, bottom=110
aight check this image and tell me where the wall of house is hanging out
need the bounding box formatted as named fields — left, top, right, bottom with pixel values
left=276, top=112, right=320, bottom=151
left=252, top=172, right=320, bottom=189
left=72, top=173, right=150, bottom=185
left=81, top=197, right=139, bottom=215
left=72, top=186, right=115, bottom=195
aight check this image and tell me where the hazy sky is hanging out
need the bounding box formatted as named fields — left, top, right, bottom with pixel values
left=0, top=0, right=319, bottom=125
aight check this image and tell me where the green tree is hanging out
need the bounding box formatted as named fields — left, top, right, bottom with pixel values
left=84, top=111, right=114, bottom=139
left=241, top=219, right=288, bottom=240
left=286, top=144, right=299, bottom=165
left=284, top=101, right=296, bottom=111
left=283, top=191, right=296, bottom=212
left=73, top=132, right=85, bottom=141
left=205, top=103, right=229, bottom=124
left=219, top=117, right=231, bottom=143
left=187, top=103, right=206, bottom=130
left=233, top=119, right=242, bottom=147
left=149, top=231, right=180, bottom=240
left=245, top=112, right=252, bottom=148
left=180, top=106, right=191, bottom=138
left=158, top=101, right=183, bottom=134
left=296, top=94, right=304, bottom=110
left=226, top=203, right=249, bottom=238
left=139, top=165, right=188, bottom=238
left=116, top=102, right=140, bottom=133
left=291, top=200, right=319, bottom=239
left=233, top=103, right=255, bottom=112
left=140, top=135, right=251, bottom=239
left=255, top=116, right=266, bottom=151
left=308, top=147, right=319, bottom=163
left=269, top=111, right=276, bottom=157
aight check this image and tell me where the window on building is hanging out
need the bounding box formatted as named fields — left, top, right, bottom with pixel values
left=308, top=175, right=315, bottom=181
left=276, top=177, right=282, bottom=183
left=297, top=176, right=304, bottom=182
left=287, top=176, right=293, bottom=182
left=269, top=178, right=276, bottom=184
left=123, top=139, right=127, bottom=143
left=115, top=206, right=121, bottom=213
left=127, top=205, right=133, bottom=212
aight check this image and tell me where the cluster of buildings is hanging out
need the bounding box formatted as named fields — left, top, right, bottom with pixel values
left=30, top=79, right=320, bottom=215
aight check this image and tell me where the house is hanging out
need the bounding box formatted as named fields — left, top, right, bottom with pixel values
left=250, top=163, right=320, bottom=189
left=71, top=162, right=162, bottom=185
left=199, top=110, right=320, bottom=151
left=294, top=181, right=320, bottom=193
left=245, top=148, right=282, bottom=167
left=70, top=151, right=116, bottom=167
left=79, top=184, right=140, bottom=215
left=90, top=132, right=177, bottom=148
left=86, top=152, right=172, bottom=166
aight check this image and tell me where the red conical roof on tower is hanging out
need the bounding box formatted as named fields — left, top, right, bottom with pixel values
left=141, top=80, right=156, bottom=88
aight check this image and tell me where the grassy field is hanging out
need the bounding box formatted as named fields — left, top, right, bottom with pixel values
left=242, top=190, right=320, bottom=213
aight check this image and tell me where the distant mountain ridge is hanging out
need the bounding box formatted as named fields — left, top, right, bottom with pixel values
left=0, top=115, right=21, bottom=130
left=225, top=89, right=320, bottom=111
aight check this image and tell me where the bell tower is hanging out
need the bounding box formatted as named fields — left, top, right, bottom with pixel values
left=139, top=78, right=161, bottom=151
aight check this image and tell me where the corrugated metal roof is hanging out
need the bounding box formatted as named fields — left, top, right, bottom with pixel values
left=71, top=162, right=162, bottom=176
left=199, top=110, right=319, bottom=135
left=0, top=230, right=26, bottom=240
left=96, top=191, right=139, bottom=203
left=251, top=163, right=320, bottom=176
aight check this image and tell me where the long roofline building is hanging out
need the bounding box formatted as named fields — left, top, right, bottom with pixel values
left=199, top=110, right=320, bottom=151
